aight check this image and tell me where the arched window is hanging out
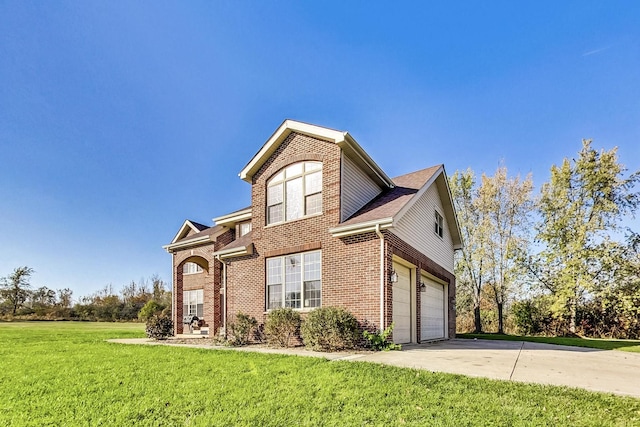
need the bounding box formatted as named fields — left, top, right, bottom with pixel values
left=183, top=262, right=203, bottom=275
left=266, top=161, right=322, bottom=225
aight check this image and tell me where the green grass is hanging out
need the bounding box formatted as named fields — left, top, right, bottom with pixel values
left=457, top=333, right=640, bottom=352
left=1, top=322, right=639, bottom=426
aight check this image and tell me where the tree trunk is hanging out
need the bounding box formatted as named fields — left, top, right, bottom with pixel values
left=473, top=305, right=482, bottom=333
left=569, top=298, right=577, bottom=334
left=497, top=302, right=504, bottom=334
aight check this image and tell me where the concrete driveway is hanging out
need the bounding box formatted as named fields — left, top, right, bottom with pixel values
left=357, top=339, right=640, bottom=398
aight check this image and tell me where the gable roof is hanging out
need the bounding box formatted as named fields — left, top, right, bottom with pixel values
left=168, top=219, right=211, bottom=245
left=163, top=223, right=227, bottom=253
left=239, top=119, right=394, bottom=188
left=330, top=165, right=462, bottom=249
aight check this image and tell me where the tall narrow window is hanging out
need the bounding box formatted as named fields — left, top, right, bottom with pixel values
left=266, top=162, right=322, bottom=225
left=183, top=289, right=204, bottom=318
left=435, top=210, right=444, bottom=238
left=266, top=250, right=321, bottom=310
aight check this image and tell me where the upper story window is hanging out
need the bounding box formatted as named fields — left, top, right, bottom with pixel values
left=239, top=221, right=252, bottom=237
left=266, top=161, right=322, bottom=225
left=183, top=262, right=203, bottom=275
left=435, top=210, right=444, bottom=238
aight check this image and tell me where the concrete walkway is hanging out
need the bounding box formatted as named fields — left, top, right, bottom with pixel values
left=108, top=338, right=640, bottom=398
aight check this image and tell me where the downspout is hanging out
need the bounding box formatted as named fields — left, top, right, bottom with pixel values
left=375, top=224, right=385, bottom=331
left=215, top=254, right=227, bottom=338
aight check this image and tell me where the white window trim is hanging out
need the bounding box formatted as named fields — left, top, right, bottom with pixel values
left=266, top=161, right=322, bottom=226
left=266, top=250, right=322, bottom=311
left=183, top=289, right=204, bottom=318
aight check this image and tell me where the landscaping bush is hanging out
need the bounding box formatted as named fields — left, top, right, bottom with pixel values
left=363, top=322, right=401, bottom=351
left=265, top=308, right=301, bottom=347
left=301, top=306, right=359, bottom=351
left=138, top=300, right=165, bottom=322
left=145, top=315, right=173, bottom=340
left=228, top=312, right=258, bottom=346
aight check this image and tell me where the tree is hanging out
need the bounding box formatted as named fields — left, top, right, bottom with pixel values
left=0, top=266, right=34, bottom=315
left=531, top=140, right=639, bottom=333
left=479, top=167, right=533, bottom=333
left=450, top=169, right=490, bottom=333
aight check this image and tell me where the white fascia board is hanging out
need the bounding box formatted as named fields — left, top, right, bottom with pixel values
left=329, top=218, right=393, bottom=238
left=213, top=243, right=254, bottom=259
left=213, top=208, right=252, bottom=226
left=169, top=220, right=202, bottom=244
left=392, top=166, right=443, bottom=224
left=239, top=120, right=346, bottom=182
left=163, top=235, right=211, bottom=253
left=437, top=168, right=463, bottom=248
left=340, top=133, right=394, bottom=189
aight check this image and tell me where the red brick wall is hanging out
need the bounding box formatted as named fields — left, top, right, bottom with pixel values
left=171, top=229, right=234, bottom=335
left=225, top=132, right=383, bottom=332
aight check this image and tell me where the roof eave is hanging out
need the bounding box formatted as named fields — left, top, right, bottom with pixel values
left=163, top=235, right=211, bottom=253
left=213, top=243, right=255, bottom=259
left=339, top=133, right=395, bottom=189
left=213, top=208, right=252, bottom=226
left=329, top=218, right=394, bottom=238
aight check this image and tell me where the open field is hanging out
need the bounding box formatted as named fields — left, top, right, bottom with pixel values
left=1, top=322, right=639, bottom=426
left=457, top=333, right=640, bottom=352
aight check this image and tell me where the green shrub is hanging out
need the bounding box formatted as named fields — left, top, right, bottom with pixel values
left=301, top=306, right=359, bottom=351
left=145, top=315, right=173, bottom=340
left=228, top=312, right=258, bottom=346
left=138, top=300, right=165, bottom=322
left=265, top=308, right=301, bottom=347
left=363, top=322, right=402, bottom=351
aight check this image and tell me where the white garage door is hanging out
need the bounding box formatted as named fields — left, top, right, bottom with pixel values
left=392, top=262, right=411, bottom=344
left=420, top=277, right=445, bottom=341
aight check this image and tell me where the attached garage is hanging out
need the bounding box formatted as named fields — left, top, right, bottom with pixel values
left=392, top=262, right=412, bottom=344
left=420, top=275, right=446, bottom=341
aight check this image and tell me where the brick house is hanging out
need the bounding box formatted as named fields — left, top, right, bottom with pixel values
left=163, top=120, right=462, bottom=344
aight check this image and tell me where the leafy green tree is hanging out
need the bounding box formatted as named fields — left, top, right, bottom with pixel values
left=530, top=140, right=639, bottom=333
left=479, top=167, right=534, bottom=333
left=0, top=266, right=34, bottom=315
left=450, top=169, right=490, bottom=333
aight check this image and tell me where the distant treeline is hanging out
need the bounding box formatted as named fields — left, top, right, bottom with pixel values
left=0, top=267, right=170, bottom=322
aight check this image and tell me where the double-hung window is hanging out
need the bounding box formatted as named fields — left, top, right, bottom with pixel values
left=267, top=162, right=322, bottom=225
left=266, top=250, right=321, bottom=310
left=435, top=210, right=444, bottom=238
left=183, top=289, right=203, bottom=317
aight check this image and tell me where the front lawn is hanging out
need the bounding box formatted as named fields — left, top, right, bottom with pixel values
left=457, top=333, right=640, bottom=353
left=1, top=322, right=638, bottom=426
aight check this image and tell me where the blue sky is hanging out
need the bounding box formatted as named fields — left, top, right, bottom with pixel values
left=1, top=1, right=639, bottom=299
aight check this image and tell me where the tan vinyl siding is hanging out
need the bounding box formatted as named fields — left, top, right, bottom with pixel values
left=340, top=153, right=382, bottom=221
left=391, top=184, right=454, bottom=273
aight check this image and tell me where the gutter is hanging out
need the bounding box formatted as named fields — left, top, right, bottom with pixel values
left=162, top=235, right=211, bottom=252
left=329, top=218, right=393, bottom=238
left=374, top=224, right=385, bottom=331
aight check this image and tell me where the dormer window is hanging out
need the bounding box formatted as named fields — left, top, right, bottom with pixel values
left=267, top=162, right=322, bottom=225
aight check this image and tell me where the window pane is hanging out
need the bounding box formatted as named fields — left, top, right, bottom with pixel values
left=267, top=258, right=282, bottom=285
left=304, top=280, right=321, bottom=308
left=196, top=289, right=204, bottom=304
left=268, top=204, right=283, bottom=224
left=305, top=162, right=322, bottom=172
left=196, top=304, right=204, bottom=318
left=285, top=177, right=303, bottom=220
left=305, top=193, right=322, bottom=216
left=304, top=251, right=321, bottom=281
left=267, top=284, right=282, bottom=309
left=183, top=304, right=188, bottom=317
left=305, top=171, right=322, bottom=195
left=271, top=170, right=285, bottom=183
left=267, top=183, right=283, bottom=205
left=286, top=163, right=303, bottom=178
left=239, top=222, right=252, bottom=236
left=285, top=254, right=301, bottom=308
